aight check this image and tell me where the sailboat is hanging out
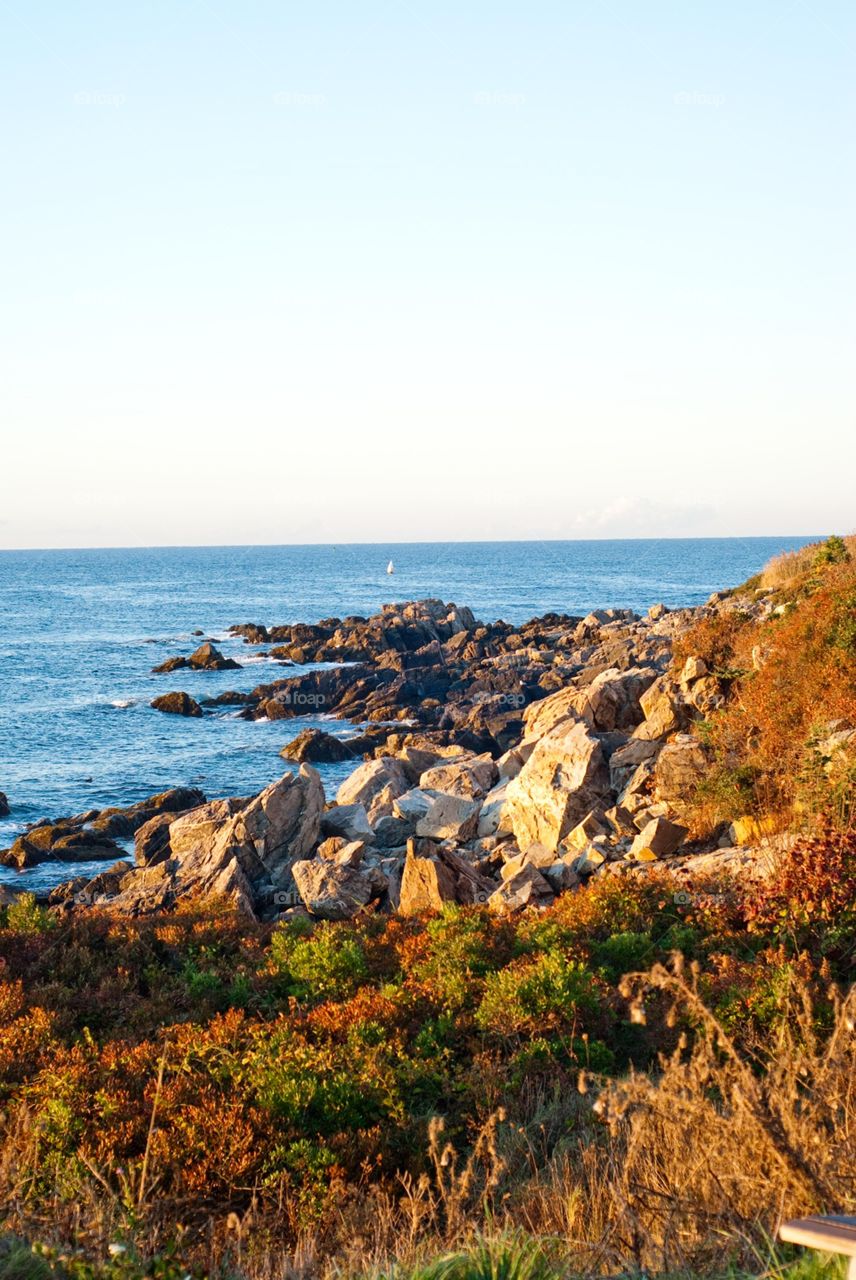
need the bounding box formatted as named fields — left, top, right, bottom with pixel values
left=387, top=559, right=395, bottom=575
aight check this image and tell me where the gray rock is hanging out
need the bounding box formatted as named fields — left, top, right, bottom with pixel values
left=488, top=864, right=554, bottom=911
left=291, top=859, right=376, bottom=919
left=629, top=816, right=688, bottom=860
left=419, top=753, right=498, bottom=799
left=398, top=850, right=458, bottom=915
left=321, top=803, right=374, bottom=842
left=336, top=757, right=410, bottom=810
left=502, top=720, right=611, bottom=853
left=415, top=793, right=481, bottom=842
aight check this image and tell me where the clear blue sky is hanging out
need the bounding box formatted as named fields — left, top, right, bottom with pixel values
left=2, top=1, right=854, bottom=548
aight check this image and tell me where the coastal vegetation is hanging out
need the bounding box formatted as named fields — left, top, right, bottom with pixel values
left=0, top=540, right=854, bottom=1279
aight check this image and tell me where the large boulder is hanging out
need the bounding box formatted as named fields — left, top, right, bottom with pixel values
left=392, top=788, right=436, bottom=825
left=654, top=735, right=708, bottom=806
left=168, top=799, right=247, bottom=857
left=633, top=677, right=686, bottom=741
left=521, top=688, right=579, bottom=742
left=398, top=850, right=458, bottom=915
left=336, top=757, right=410, bottom=810
left=419, top=753, right=498, bottom=799
left=321, top=803, right=375, bottom=842
left=214, top=766, right=325, bottom=889
left=291, top=859, right=377, bottom=920
left=415, top=793, right=481, bottom=842
left=629, top=816, right=688, bottom=860
left=570, top=666, right=657, bottom=732
left=502, top=720, right=611, bottom=853
left=109, top=767, right=324, bottom=916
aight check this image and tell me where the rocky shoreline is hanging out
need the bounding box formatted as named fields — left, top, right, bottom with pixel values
left=1, top=591, right=783, bottom=917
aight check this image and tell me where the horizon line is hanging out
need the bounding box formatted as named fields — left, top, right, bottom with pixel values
left=0, top=532, right=826, bottom=555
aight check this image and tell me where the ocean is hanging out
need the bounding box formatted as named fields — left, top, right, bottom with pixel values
left=0, top=537, right=812, bottom=890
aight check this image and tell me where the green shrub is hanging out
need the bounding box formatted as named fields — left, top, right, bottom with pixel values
left=269, top=919, right=368, bottom=1002
left=3, top=894, right=54, bottom=936
left=475, top=954, right=601, bottom=1036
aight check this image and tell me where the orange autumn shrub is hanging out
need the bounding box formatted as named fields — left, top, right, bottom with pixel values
left=681, top=553, right=856, bottom=829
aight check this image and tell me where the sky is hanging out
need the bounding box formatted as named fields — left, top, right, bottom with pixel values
left=1, top=1, right=854, bottom=549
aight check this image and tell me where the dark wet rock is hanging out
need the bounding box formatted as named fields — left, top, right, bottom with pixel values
left=280, top=729, right=360, bottom=763
left=2, top=787, right=209, bottom=871
left=199, top=690, right=254, bottom=707
left=229, top=623, right=270, bottom=644
left=188, top=642, right=241, bottom=671
left=128, top=787, right=207, bottom=824
left=371, top=814, right=413, bottom=848
left=89, top=810, right=135, bottom=839
left=251, top=665, right=389, bottom=721
left=153, top=643, right=241, bottom=674
left=0, top=792, right=9, bottom=817
left=80, top=860, right=134, bottom=900
left=152, top=655, right=189, bottom=674
left=151, top=692, right=203, bottom=717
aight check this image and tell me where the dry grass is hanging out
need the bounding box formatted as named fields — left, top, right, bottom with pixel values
left=760, top=535, right=856, bottom=590
left=129, top=968, right=855, bottom=1280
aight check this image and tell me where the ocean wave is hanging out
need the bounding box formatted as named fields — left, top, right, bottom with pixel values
left=110, top=698, right=137, bottom=709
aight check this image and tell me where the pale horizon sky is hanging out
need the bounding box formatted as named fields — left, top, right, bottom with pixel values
left=2, top=1, right=854, bottom=550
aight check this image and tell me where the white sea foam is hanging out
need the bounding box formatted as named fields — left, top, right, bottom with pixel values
left=110, top=698, right=136, bottom=708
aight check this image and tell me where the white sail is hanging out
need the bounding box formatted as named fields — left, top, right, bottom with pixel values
left=387, top=560, right=395, bottom=574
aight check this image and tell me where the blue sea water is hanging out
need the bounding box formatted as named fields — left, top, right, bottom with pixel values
left=0, top=537, right=813, bottom=890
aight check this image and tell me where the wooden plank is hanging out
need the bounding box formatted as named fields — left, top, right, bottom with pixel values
left=780, top=1216, right=856, bottom=1257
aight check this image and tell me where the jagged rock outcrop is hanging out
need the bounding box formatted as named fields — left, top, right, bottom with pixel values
left=502, top=721, right=611, bottom=853
left=398, top=847, right=458, bottom=915
left=104, top=768, right=324, bottom=917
